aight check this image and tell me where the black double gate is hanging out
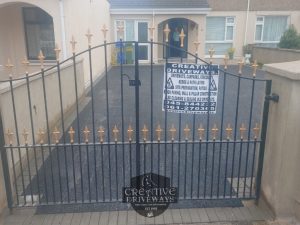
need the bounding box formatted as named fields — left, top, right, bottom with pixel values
left=0, top=40, right=274, bottom=209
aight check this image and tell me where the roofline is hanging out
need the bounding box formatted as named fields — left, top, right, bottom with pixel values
left=110, top=8, right=211, bottom=15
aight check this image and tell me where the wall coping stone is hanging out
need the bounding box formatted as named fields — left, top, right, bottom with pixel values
left=263, top=60, right=300, bottom=81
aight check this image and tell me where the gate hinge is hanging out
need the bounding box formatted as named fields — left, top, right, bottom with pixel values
left=129, top=80, right=141, bottom=86
left=265, top=93, right=279, bottom=103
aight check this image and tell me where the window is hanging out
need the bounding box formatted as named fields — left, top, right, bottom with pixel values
left=23, top=7, right=55, bottom=60
left=205, top=17, right=235, bottom=55
left=114, top=20, right=149, bottom=61
left=255, top=16, right=288, bottom=46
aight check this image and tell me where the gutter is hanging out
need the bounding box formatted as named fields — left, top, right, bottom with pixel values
left=110, top=8, right=212, bottom=15
left=244, top=0, right=251, bottom=46
left=59, top=0, right=68, bottom=59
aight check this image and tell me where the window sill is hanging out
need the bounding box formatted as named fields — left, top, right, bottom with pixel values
left=28, top=60, right=57, bottom=66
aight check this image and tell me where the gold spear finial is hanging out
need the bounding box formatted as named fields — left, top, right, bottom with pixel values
left=252, top=60, right=258, bottom=77
left=54, top=44, right=61, bottom=62
left=86, top=29, right=93, bottom=46
left=6, top=129, right=14, bottom=146
left=212, top=124, right=219, bottom=140
left=163, top=24, right=171, bottom=43
left=148, top=24, right=155, bottom=40
left=253, top=123, right=260, bottom=140
left=83, top=126, right=90, bottom=143
left=240, top=123, right=247, bottom=140
left=70, top=36, right=77, bottom=54
left=156, top=124, right=163, bottom=142
left=53, top=127, right=60, bottom=144
left=238, top=59, right=244, bottom=75
left=127, top=124, right=133, bottom=142
left=22, top=128, right=29, bottom=145
left=38, top=129, right=45, bottom=145
left=38, top=50, right=45, bottom=69
left=98, top=126, right=105, bottom=143
left=226, top=124, right=233, bottom=140
left=179, top=28, right=186, bottom=48
left=170, top=124, right=176, bottom=141
left=101, top=24, right=109, bottom=40
left=5, top=58, right=14, bottom=76
left=198, top=124, right=205, bottom=141
left=22, top=58, right=30, bottom=73
left=113, top=125, right=119, bottom=142
left=193, top=41, right=200, bottom=54
left=142, top=124, right=149, bottom=142
left=184, top=124, right=190, bottom=141
left=224, top=55, right=229, bottom=70
left=68, top=127, right=75, bottom=144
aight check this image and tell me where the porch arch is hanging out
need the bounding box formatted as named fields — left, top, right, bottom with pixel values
left=0, top=1, right=54, bottom=17
left=157, top=18, right=199, bottom=60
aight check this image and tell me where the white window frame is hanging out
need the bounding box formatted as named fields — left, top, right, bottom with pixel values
left=254, top=15, right=289, bottom=44
left=115, top=20, right=126, bottom=41
left=114, top=19, right=150, bottom=62
left=205, top=16, right=235, bottom=57
left=135, top=20, right=150, bottom=63
left=255, top=16, right=264, bottom=42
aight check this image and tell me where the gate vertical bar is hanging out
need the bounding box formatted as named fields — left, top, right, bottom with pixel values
left=0, top=114, right=13, bottom=209
left=135, top=41, right=141, bottom=177
left=255, top=80, right=272, bottom=202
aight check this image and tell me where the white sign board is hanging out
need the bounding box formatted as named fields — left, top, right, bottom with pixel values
left=162, top=63, right=219, bottom=114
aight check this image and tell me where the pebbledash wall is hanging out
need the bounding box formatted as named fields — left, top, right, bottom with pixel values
left=261, top=60, right=300, bottom=223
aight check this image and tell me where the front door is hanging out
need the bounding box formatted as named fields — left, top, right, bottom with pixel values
left=165, top=18, right=188, bottom=58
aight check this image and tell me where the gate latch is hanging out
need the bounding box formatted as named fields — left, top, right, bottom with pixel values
left=129, top=80, right=141, bottom=86
left=265, top=93, right=279, bottom=103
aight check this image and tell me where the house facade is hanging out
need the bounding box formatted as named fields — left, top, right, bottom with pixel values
left=0, top=0, right=300, bottom=79
left=110, top=0, right=300, bottom=61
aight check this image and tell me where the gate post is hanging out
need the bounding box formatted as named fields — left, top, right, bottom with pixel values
left=0, top=112, right=13, bottom=209
left=258, top=61, right=300, bottom=221
left=255, top=80, right=272, bottom=203
left=134, top=41, right=141, bottom=177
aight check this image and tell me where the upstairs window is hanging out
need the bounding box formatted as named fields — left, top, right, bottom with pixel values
left=23, top=7, right=55, bottom=60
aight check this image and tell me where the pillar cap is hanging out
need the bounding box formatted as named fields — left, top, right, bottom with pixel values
left=263, top=60, right=300, bottom=81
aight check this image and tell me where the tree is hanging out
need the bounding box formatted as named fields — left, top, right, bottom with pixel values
left=278, top=25, right=300, bottom=49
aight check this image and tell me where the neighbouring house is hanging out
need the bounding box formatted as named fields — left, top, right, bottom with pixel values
left=110, top=0, right=300, bottom=61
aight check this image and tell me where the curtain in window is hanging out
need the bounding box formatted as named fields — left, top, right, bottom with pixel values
left=263, top=16, right=288, bottom=42
left=206, top=17, right=225, bottom=41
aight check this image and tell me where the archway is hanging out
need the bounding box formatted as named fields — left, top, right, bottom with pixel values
left=158, top=18, right=198, bottom=59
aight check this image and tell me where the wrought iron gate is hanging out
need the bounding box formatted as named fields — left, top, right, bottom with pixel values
left=0, top=29, right=273, bottom=209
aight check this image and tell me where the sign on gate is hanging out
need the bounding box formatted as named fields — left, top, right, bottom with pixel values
left=162, top=63, right=219, bottom=114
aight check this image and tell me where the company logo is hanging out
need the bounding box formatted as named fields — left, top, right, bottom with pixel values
left=123, top=173, right=178, bottom=217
